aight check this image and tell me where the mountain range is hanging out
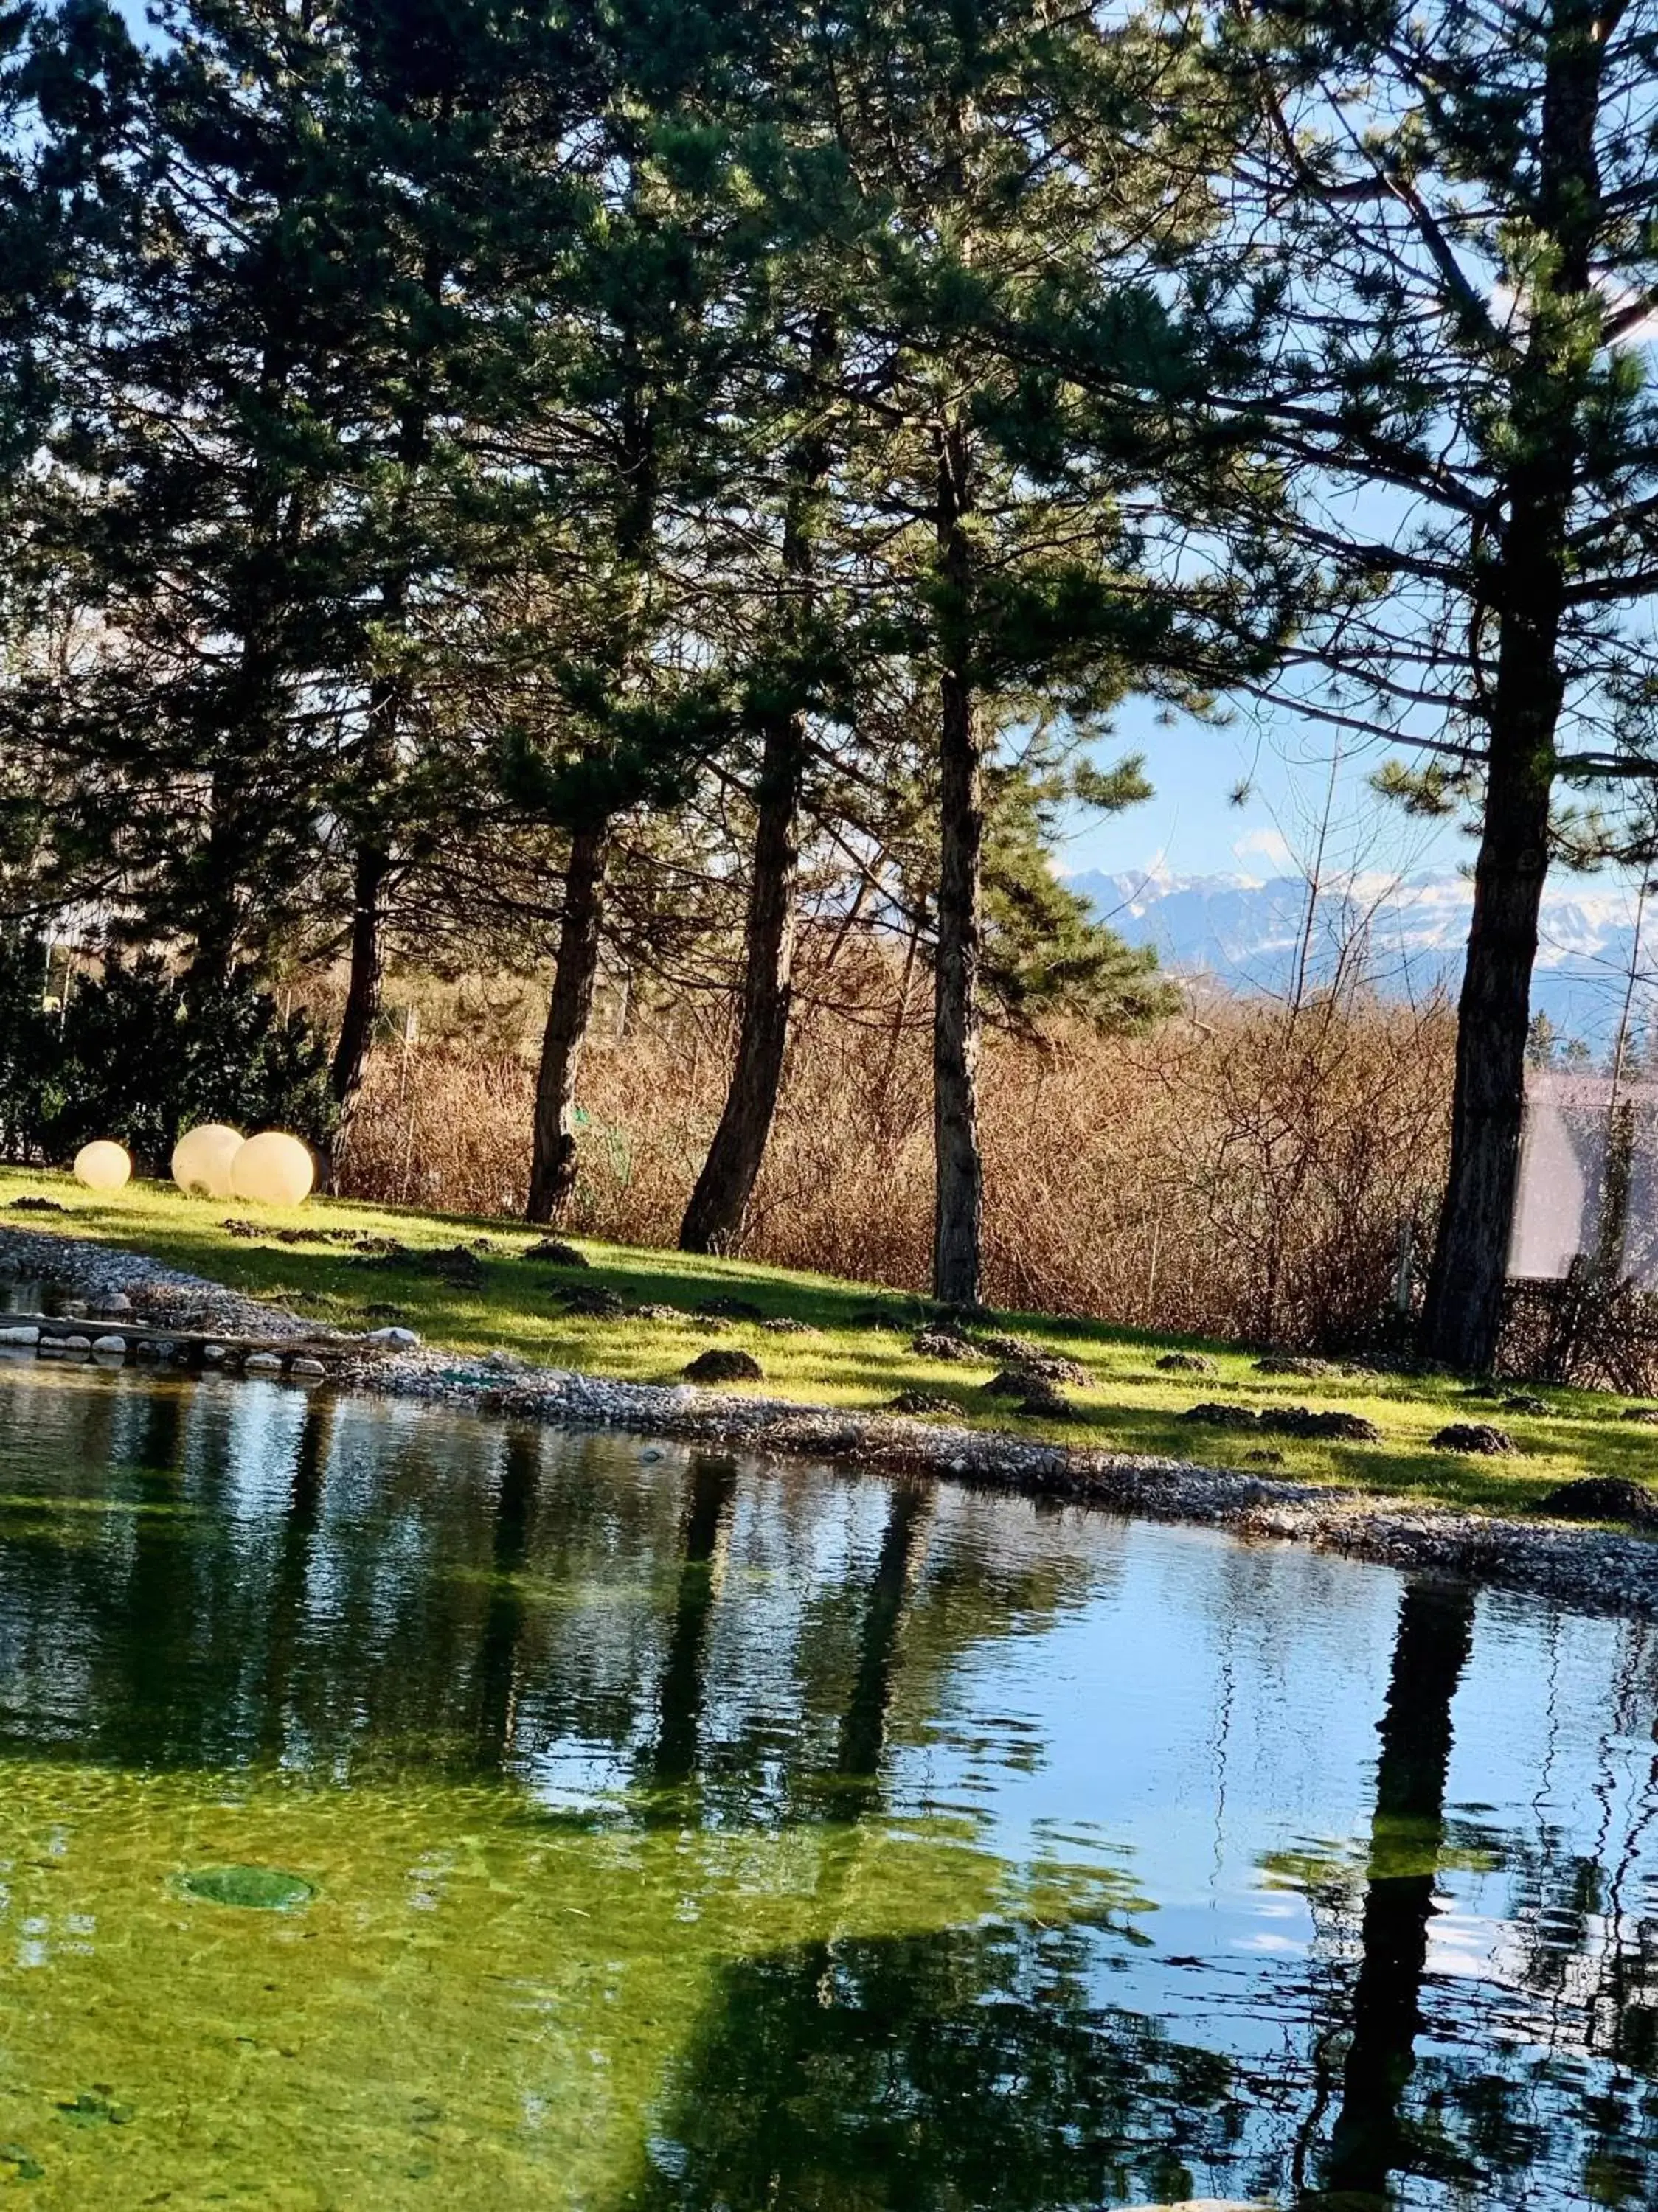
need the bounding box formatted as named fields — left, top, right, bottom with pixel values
left=1068, top=866, right=1655, bottom=1047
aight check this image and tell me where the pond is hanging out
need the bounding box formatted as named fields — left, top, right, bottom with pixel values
left=0, top=1360, right=1654, bottom=2210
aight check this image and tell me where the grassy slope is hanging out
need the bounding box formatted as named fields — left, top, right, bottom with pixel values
left=4, top=1165, right=1655, bottom=1517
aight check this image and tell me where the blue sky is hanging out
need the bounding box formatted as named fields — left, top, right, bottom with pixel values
left=1061, top=697, right=1464, bottom=885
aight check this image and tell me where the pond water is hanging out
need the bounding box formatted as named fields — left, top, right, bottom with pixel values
left=0, top=1360, right=1655, bottom=2210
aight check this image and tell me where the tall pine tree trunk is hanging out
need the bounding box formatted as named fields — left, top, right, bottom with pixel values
left=679, top=715, right=802, bottom=1253
left=527, top=821, right=608, bottom=1223
left=330, top=661, right=409, bottom=1166
left=1422, top=0, right=1600, bottom=1371
left=329, top=833, right=391, bottom=1157
left=331, top=385, right=428, bottom=1164
left=1419, top=690, right=1557, bottom=1371
left=187, top=753, right=266, bottom=994
left=932, top=415, right=985, bottom=1307
left=680, top=322, right=834, bottom=1256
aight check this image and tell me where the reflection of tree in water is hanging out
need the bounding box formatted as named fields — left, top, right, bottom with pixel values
left=471, top=1427, right=542, bottom=1773
left=641, top=1456, right=739, bottom=1800
left=257, top=1394, right=333, bottom=1763
left=0, top=1387, right=1097, bottom=1806
left=1311, top=1578, right=1476, bottom=2203
left=630, top=1916, right=1249, bottom=2212
left=1277, top=1583, right=1658, bottom=2211
left=629, top=1479, right=1251, bottom=2212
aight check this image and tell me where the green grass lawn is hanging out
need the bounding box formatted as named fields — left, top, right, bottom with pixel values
left=4, top=1164, right=1655, bottom=1520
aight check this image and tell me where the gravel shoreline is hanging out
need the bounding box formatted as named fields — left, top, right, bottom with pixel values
left=6, top=1222, right=1658, bottom=1619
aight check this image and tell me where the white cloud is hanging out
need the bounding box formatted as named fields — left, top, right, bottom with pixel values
left=1231, top=827, right=1293, bottom=872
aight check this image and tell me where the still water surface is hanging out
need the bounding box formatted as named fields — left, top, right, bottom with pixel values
left=0, top=1358, right=1655, bottom=2208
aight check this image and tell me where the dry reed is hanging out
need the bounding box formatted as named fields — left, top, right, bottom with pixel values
left=336, top=959, right=1456, bottom=1351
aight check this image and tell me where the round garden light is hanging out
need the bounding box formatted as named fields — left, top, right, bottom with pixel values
left=72, top=1140, right=132, bottom=1192
left=229, top=1130, right=315, bottom=1208
left=170, top=1122, right=243, bottom=1200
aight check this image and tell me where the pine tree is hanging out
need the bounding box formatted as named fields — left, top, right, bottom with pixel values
left=1208, top=0, right=1658, bottom=1369
left=798, top=0, right=1289, bottom=1303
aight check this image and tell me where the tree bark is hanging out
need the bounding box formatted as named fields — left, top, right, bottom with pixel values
left=1421, top=0, right=1603, bottom=1371
left=1322, top=1577, right=1475, bottom=2199
left=527, top=821, right=608, bottom=1223
left=328, top=835, right=390, bottom=1163
left=932, top=415, right=985, bottom=1307
left=679, top=719, right=802, bottom=1253
left=1419, top=703, right=1556, bottom=1370
left=680, top=321, right=834, bottom=1256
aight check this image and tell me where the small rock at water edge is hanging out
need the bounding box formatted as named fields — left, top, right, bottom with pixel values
left=91, top=1335, right=128, bottom=1358
left=244, top=1352, right=283, bottom=1374
left=288, top=1356, right=326, bottom=1379
left=364, top=1326, right=421, bottom=1348
left=201, top=1343, right=226, bottom=1363
left=683, top=1349, right=763, bottom=1384
left=0, top=1325, right=40, bottom=1347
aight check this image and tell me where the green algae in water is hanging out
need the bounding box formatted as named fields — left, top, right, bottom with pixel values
left=171, top=1863, right=316, bottom=1911
left=0, top=1366, right=1657, bottom=2208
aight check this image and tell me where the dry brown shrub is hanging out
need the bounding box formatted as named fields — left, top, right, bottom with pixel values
left=337, top=957, right=1456, bottom=1350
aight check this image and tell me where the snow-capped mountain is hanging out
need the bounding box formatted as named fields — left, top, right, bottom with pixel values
left=1069, top=866, right=1657, bottom=1045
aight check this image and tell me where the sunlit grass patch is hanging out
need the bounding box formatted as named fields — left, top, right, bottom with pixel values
left=3, top=1165, right=1654, bottom=1520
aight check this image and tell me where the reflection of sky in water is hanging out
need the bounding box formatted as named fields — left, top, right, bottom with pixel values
left=0, top=1362, right=1655, bottom=2208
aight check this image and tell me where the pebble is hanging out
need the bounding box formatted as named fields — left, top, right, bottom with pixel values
left=201, top=1344, right=226, bottom=1364
left=288, top=1357, right=327, bottom=1379
left=91, top=1335, right=128, bottom=1357
left=244, top=1352, right=283, bottom=1374
left=365, top=1326, right=421, bottom=1349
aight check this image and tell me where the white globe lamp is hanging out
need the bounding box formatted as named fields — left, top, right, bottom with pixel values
left=74, top=1140, right=132, bottom=1192
left=170, top=1123, right=244, bottom=1200
left=229, top=1131, right=315, bottom=1208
